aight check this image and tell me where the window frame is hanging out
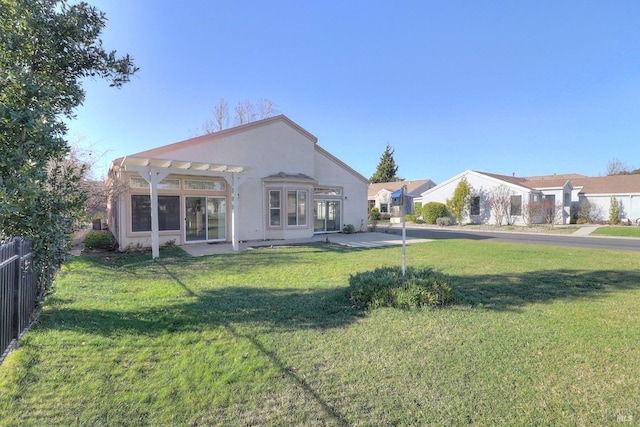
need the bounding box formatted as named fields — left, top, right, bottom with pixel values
left=510, top=195, right=523, bottom=216
left=184, top=179, right=226, bottom=191
left=130, top=194, right=181, bottom=232
left=287, top=190, right=308, bottom=227
left=268, top=189, right=282, bottom=228
left=130, top=177, right=180, bottom=190
left=470, top=196, right=480, bottom=216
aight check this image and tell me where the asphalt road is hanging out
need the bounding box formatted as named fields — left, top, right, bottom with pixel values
left=388, top=226, right=640, bottom=252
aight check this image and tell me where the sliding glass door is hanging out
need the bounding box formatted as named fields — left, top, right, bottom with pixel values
left=314, top=200, right=341, bottom=233
left=185, top=196, right=226, bottom=242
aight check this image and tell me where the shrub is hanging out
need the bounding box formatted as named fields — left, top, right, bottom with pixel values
left=342, top=224, right=355, bottom=234
left=577, top=199, right=602, bottom=224
left=405, top=214, right=417, bottom=222
left=413, top=202, right=422, bottom=214
left=84, top=230, right=116, bottom=251
left=368, top=207, right=381, bottom=221
left=436, top=217, right=452, bottom=226
left=349, top=266, right=455, bottom=310
left=422, top=202, right=448, bottom=224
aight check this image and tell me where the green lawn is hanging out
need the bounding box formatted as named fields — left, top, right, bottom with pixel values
left=592, top=226, right=640, bottom=238
left=1, top=241, right=639, bottom=425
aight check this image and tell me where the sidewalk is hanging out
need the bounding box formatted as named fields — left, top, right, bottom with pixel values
left=181, top=231, right=433, bottom=257
left=571, top=226, right=599, bottom=236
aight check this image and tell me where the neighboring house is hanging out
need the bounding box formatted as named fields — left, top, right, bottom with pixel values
left=419, top=170, right=640, bottom=225
left=368, top=179, right=436, bottom=217
left=107, top=115, right=369, bottom=258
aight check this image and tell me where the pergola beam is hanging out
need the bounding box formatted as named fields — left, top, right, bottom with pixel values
left=119, top=156, right=250, bottom=259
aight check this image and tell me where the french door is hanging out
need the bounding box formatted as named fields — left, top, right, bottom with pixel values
left=314, top=200, right=341, bottom=233
left=185, top=196, right=226, bottom=242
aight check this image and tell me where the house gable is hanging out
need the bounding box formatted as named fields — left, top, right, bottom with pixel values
left=107, top=115, right=368, bottom=255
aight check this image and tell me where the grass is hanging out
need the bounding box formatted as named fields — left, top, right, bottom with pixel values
left=1, top=241, right=639, bottom=425
left=592, top=226, right=640, bottom=238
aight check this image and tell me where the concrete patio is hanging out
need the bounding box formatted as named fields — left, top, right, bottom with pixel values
left=180, top=231, right=433, bottom=256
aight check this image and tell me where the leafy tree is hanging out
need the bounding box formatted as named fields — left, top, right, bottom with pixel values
left=0, top=0, right=137, bottom=291
left=370, top=144, right=401, bottom=183
left=446, top=177, right=473, bottom=225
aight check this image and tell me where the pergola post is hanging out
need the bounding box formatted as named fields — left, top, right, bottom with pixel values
left=146, top=167, right=168, bottom=259
left=231, top=172, right=239, bottom=252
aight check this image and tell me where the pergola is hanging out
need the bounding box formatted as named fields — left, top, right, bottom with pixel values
left=113, top=156, right=251, bottom=259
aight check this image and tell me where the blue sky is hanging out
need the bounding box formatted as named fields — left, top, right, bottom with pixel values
left=67, top=0, right=640, bottom=183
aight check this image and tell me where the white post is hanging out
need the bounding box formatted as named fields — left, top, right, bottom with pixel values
left=149, top=169, right=160, bottom=259
left=146, top=167, right=168, bottom=260
left=401, top=185, right=407, bottom=276
left=231, top=172, right=239, bottom=252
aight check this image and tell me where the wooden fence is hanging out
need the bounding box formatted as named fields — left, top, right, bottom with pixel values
left=0, top=238, right=39, bottom=364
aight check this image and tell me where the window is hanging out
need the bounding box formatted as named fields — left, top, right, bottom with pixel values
left=314, top=187, right=342, bottom=196
left=470, top=196, right=480, bottom=216
left=287, top=190, right=307, bottom=226
left=131, top=195, right=180, bottom=232
left=510, top=195, right=522, bottom=216
left=380, top=203, right=389, bottom=213
left=269, top=190, right=281, bottom=227
left=184, top=180, right=226, bottom=191
left=130, top=177, right=180, bottom=189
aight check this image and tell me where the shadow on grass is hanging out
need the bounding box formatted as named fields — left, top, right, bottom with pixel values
left=44, top=269, right=357, bottom=425
left=454, top=269, right=640, bottom=311
left=45, top=252, right=640, bottom=426
left=98, top=244, right=366, bottom=275
left=42, top=285, right=360, bottom=336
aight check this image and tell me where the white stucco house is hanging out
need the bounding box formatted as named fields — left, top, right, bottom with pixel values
left=368, top=179, right=436, bottom=216
left=107, top=115, right=369, bottom=257
left=419, top=170, right=640, bottom=225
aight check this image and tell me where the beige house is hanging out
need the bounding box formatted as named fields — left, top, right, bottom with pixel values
left=107, top=115, right=369, bottom=257
left=368, top=179, right=436, bottom=216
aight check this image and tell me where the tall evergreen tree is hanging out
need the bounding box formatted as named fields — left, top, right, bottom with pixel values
left=370, top=144, right=401, bottom=183
left=446, top=177, right=473, bottom=225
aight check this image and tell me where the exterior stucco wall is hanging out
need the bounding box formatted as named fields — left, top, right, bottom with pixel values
left=581, top=193, right=640, bottom=223
left=314, top=148, right=368, bottom=231
left=109, top=116, right=368, bottom=249
left=421, top=171, right=533, bottom=225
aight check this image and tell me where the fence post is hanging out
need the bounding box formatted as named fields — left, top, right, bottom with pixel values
left=11, top=237, right=21, bottom=350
